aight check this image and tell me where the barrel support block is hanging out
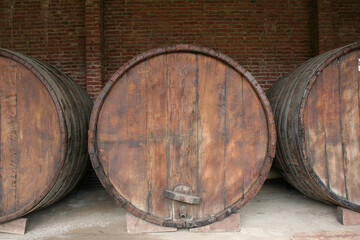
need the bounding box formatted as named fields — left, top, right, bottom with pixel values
left=0, top=218, right=27, bottom=235
left=337, top=207, right=360, bottom=225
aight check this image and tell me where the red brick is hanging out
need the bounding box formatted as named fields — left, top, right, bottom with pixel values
left=0, top=0, right=359, bottom=100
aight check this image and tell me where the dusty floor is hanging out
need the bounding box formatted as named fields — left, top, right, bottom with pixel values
left=1, top=179, right=360, bottom=240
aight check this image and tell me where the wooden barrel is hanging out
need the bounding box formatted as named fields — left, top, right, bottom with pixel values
left=267, top=42, right=360, bottom=211
left=89, top=45, right=276, bottom=228
left=0, top=48, right=93, bottom=223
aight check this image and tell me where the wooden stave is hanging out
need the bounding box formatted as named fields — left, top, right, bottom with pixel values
left=0, top=49, right=67, bottom=223
left=0, top=49, right=92, bottom=223
left=17, top=53, right=88, bottom=210
left=25, top=56, right=83, bottom=210
left=267, top=51, right=336, bottom=202
left=88, top=44, right=276, bottom=228
left=267, top=42, right=360, bottom=211
left=28, top=58, right=92, bottom=209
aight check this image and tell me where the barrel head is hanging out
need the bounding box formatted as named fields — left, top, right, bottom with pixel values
left=89, top=45, right=275, bottom=228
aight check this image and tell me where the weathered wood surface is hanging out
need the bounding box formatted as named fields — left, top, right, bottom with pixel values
left=0, top=49, right=93, bottom=223
left=267, top=42, right=360, bottom=211
left=89, top=45, right=276, bottom=228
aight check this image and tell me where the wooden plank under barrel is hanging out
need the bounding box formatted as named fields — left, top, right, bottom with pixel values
left=89, top=45, right=276, bottom=228
left=267, top=42, right=360, bottom=212
left=0, top=49, right=93, bottom=223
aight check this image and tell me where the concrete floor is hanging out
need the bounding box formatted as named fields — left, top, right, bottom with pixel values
left=1, top=179, right=360, bottom=240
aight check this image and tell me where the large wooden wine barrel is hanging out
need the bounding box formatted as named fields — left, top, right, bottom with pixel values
left=267, top=42, right=360, bottom=211
left=89, top=45, right=276, bottom=228
left=0, top=49, right=93, bottom=223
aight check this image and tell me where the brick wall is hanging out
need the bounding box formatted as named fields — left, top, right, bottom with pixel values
left=310, top=0, right=319, bottom=56
left=104, top=0, right=313, bottom=90
left=85, top=0, right=104, bottom=99
left=318, top=0, right=360, bottom=54
left=0, top=0, right=86, bottom=89
left=1, top=0, right=359, bottom=99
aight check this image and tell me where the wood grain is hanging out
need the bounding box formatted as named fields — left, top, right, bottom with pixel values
left=197, top=53, right=227, bottom=217
left=91, top=45, right=275, bottom=228
left=321, top=60, right=344, bottom=196
left=268, top=42, right=360, bottom=212
left=305, top=50, right=360, bottom=203
left=240, top=76, right=268, bottom=195
left=306, top=71, right=328, bottom=187
left=224, top=70, right=245, bottom=206
left=0, top=48, right=92, bottom=223
left=145, top=55, right=169, bottom=218
left=339, top=51, right=360, bottom=203
left=0, top=57, right=60, bottom=217
left=167, top=53, right=198, bottom=193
